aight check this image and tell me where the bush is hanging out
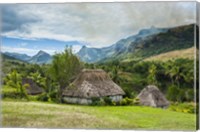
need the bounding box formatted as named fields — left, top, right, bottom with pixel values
left=169, top=102, right=195, bottom=114
left=120, top=99, right=127, bottom=106
left=167, top=85, right=179, bottom=101
left=120, top=97, right=133, bottom=106
left=103, top=97, right=112, bottom=105
left=37, top=93, right=49, bottom=102
left=2, top=85, right=28, bottom=100
left=133, top=98, right=140, bottom=105
left=185, top=89, right=194, bottom=102
left=91, top=97, right=101, bottom=106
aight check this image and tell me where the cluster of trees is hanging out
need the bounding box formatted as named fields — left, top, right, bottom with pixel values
left=3, top=47, right=82, bottom=103
left=86, top=58, right=196, bottom=102
left=3, top=47, right=196, bottom=104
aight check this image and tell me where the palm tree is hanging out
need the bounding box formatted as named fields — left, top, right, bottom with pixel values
left=4, top=70, right=29, bottom=100
left=111, top=66, right=121, bottom=84
left=147, top=64, right=158, bottom=85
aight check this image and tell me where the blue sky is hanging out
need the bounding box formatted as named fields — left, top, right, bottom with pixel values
left=1, top=2, right=196, bottom=56
left=2, top=37, right=85, bottom=55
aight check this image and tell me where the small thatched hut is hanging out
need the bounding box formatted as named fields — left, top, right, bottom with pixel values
left=62, top=69, right=125, bottom=104
left=22, top=78, right=44, bottom=95
left=137, top=85, right=169, bottom=108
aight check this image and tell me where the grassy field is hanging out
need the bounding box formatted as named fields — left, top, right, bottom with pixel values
left=2, top=100, right=196, bottom=130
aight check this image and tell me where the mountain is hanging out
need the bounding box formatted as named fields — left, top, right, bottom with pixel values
left=28, top=50, right=52, bottom=64
left=77, top=24, right=194, bottom=63
left=1, top=53, right=26, bottom=63
left=4, top=52, right=31, bottom=61
left=77, top=26, right=168, bottom=63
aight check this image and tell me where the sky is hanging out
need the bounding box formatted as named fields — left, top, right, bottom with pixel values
left=1, top=2, right=196, bottom=56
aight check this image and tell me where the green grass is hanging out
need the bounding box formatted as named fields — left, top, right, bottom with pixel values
left=2, top=100, right=196, bottom=130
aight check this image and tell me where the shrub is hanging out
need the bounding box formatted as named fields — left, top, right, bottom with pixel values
left=120, top=98, right=127, bottom=106
left=91, top=97, right=101, bottom=106
left=103, top=97, right=112, bottom=105
left=185, top=89, right=194, bottom=101
left=167, top=85, right=179, bottom=101
left=169, top=102, right=195, bottom=114
left=2, top=85, right=29, bottom=100
left=120, top=97, right=133, bottom=106
left=133, top=98, right=140, bottom=105
left=37, top=93, right=49, bottom=102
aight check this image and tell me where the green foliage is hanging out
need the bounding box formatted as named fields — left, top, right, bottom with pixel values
left=147, top=64, right=158, bottom=85
left=91, top=97, right=102, bottom=106
left=28, top=72, right=46, bottom=87
left=3, top=70, right=29, bottom=100
left=49, top=47, right=82, bottom=102
left=37, top=93, right=49, bottom=102
left=185, top=89, right=194, bottom=102
left=2, top=86, right=22, bottom=99
left=49, top=47, right=82, bottom=88
left=103, top=97, right=112, bottom=105
left=122, top=87, right=136, bottom=98
left=120, top=97, right=133, bottom=106
left=4, top=70, right=22, bottom=90
left=167, top=85, right=179, bottom=102
left=169, top=102, right=195, bottom=114
left=111, top=66, right=121, bottom=84
left=133, top=98, right=140, bottom=105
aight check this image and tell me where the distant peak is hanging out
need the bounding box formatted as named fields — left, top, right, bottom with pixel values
left=37, top=50, right=49, bottom=55
left=82, top=45, right=87, bottom=48
left=38, top=50, right=46, bottom=53
left=150, top=25, right=156, bottom=29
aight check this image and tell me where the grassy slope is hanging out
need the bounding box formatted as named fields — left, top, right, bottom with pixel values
left=2, top=100, right=196, bottom=130
left=143, top=47, right=195, bottom=62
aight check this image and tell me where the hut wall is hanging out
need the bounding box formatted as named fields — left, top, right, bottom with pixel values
left=109, top=95, right=123, bottom=102
left=63, top=97, right=92, bottom=105
left=63, top=95, right=123, bottom=105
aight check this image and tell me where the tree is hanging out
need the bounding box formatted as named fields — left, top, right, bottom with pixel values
left=167, top=85, right=179, bottom=102
left=4, top=70, right=29, bottom=100
left=49, top=47, right=82, bottom=102
left=164, top=59, right=186, bottom=88
left=111, top=66, right=121, bottom=84
left=147, top=64, right=158, bottom=85
left=28, top=71, right=46, bottom=87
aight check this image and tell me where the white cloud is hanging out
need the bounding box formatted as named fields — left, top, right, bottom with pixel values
left=72, top=45, right=83, bottom=53
left=2, top=2, right=196, bottom=48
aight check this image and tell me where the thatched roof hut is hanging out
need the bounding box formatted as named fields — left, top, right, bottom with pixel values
left=137, top=85, right=169, bottom=108
left=22, top=78, right=44, bottom=95
left=62, top=69, right=125, bottom=104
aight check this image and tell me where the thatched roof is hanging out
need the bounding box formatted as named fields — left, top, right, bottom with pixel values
left=62, top=69, right=125, bottom=98
left=137, top=85, right=169, bottom=108
left=22, top=78, right=44, bottom=95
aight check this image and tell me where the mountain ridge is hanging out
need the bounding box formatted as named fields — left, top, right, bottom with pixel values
left=3, top=50, right=52, bottom=64
left=77, top=26, right=169, bottom=63
left=77, top=24, right=194, bottom=63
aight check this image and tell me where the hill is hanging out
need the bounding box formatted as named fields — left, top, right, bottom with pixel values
left=77, top=24, right=194, bottom=63
left=142, top=47, right=195, bottom=62
left=77, top=26, right=167, bottom=63
left=3, top=50, right=52, bottom=64
left=3, top=52, right=31, bottom=61
left=1, top=53, right=26, bottom=63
